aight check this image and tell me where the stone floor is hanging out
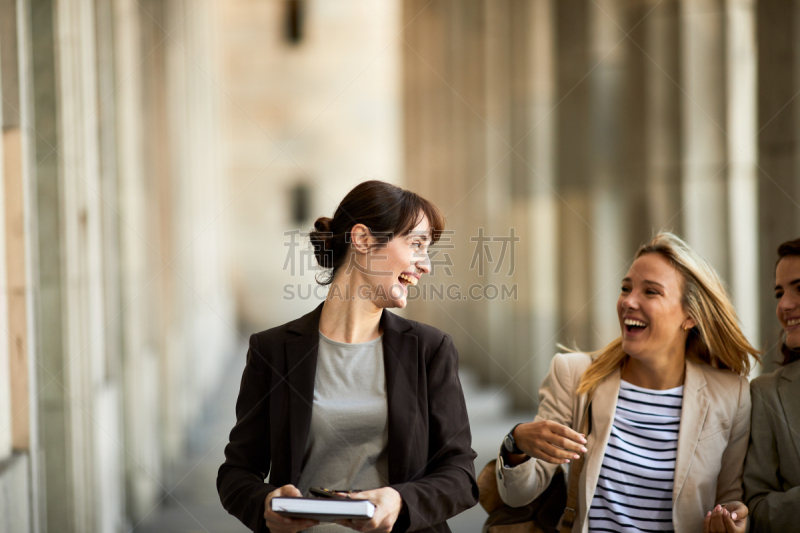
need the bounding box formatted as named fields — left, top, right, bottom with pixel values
left=132, top=348, right=536, bottom=533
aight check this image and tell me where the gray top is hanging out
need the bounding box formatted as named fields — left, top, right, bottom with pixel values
left=297, top=332, right=390, bottom=532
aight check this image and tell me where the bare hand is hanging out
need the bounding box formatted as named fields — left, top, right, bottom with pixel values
left=334, top=487, right=403, bottom=533
left=703, top=502, right=748, bottom=533
left=512, top=420, right=587, bottom=465
left=264, top=485, right=320, bottom=533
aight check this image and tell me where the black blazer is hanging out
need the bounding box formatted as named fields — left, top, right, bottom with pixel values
left=217, top=303, right=479, bottom=533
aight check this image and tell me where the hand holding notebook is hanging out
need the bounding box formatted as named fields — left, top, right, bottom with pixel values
left=271, top=497, right=376, bottom=520
left=265, top=485, right=403, bottom=531
left=263, top=485, right=319, bottom=533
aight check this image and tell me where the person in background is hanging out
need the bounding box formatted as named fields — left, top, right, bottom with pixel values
left=217, top=180, right=478, bottom=533
left=497, top=233, right=757, bottom=533
left=744, top=237, right=800, bottom=532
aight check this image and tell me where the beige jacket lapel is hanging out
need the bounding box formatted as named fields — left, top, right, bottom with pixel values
left=580, top=367, right=620, bottom=526
left=673, top=359, right=709, bottom=504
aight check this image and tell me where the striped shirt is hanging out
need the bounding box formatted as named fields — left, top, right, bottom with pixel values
left=588, top=380, right=683, bottom=533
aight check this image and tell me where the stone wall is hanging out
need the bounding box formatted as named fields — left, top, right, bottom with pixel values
left=217, top=0, right=403, bottom=331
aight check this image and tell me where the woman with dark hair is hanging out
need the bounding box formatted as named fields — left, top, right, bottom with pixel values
left=743, top=238, right=800, bottom=532
left=217, top=181, right=478, bottom=533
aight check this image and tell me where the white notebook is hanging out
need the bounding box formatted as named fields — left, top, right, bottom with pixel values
left=270, top=496, right=376, bottom=522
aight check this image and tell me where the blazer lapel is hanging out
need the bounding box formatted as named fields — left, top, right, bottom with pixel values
left=777, top=363, right=800, bottom=463
left=673, top=359, right=709, bottom=503
left=381, top=311, right=418, bottom=484
left=581, top=368, right=620, bottom=519
left=285, top=303, right=323, bottom=484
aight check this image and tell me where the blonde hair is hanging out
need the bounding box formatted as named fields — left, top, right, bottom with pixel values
left=576, top=232, right=760, bottom=395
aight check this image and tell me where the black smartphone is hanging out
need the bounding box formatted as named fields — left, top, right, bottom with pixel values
left=309, top=487, right=350, bottom=500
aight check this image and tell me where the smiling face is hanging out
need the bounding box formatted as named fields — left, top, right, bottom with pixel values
left=353, top=214, right=432, bottom=310
left=775, top=256, right=800, bottom=350
left=617, top=253, right=695, bottom=365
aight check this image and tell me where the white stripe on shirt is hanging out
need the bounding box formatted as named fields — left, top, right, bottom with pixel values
left=588, top=380, right=683, bottom=533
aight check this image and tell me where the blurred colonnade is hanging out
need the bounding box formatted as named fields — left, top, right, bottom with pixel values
left=402, top=0, right=798, bottom=408
left=0, top=0, right=235, bottom=531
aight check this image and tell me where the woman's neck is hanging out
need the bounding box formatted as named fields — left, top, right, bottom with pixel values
left=319, top=277, right=383, bottom=344
left=621, top=352, right=686, bottom=390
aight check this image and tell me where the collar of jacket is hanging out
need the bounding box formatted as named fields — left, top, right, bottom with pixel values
left=779, top=358, right=800, bottom=382
left=778, top=359, right=800, bottom=462
left=284, top=302, right=419, bottom=486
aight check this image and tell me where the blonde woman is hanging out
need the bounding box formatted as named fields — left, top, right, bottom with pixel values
left=496, top=233, right=758, bottom=533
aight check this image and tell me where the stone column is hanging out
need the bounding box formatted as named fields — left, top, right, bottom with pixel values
left=487, top=0, right=565, bottom=408
left=524, top=0, right=559, bottom=397
left=10, top=0, right=44, bottom=528
left=680, top=0, right=730, bottom=278
left=484, top=0, right=515, bottom=390
left=483, top=0, right=551, bottom=406
left=402, top=0, right=455, bottom=341
left=756, top=1, right=800, bottom=370
left=116, top=0, right=166, bottom=518
left=161, top=0, right=237, bottom=477
left=28, top=0, right=73, bottom=530
left=726, top=0, right=759, bottom=372
left=556, top=0, right=594, bottom=351
left=26, top=0, right=119, bottom=529
left=1, top=0, right=24, bottom=461
left=53, top=0, right=126, bottom=528
left=621, top=0, right=652, bottom=253
left=446, top=0, right=492, bottom=383
left=643, top=0, right=683, bottom=235
left=160, top=0, right=187, bottom=483
left=494, top=0, right=562, bottom=407
left=403, top=0, right=491, bottom=376
left=588, top=0, right=633, bottom=348
left=94, top=0, right=127, bottom=528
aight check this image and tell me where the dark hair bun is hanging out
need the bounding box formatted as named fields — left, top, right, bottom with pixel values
left=314, top=216, right=332, bottom=233
left=310, top=217, right=334, bottom=269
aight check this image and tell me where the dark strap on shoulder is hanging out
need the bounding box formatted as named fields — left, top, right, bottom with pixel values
left=560, top=400, right=592, bottom=533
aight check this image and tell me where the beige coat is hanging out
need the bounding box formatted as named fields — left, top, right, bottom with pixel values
left=743, top=359, right=800, bottom=532
left=496, top=352, right=751, bottom=533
